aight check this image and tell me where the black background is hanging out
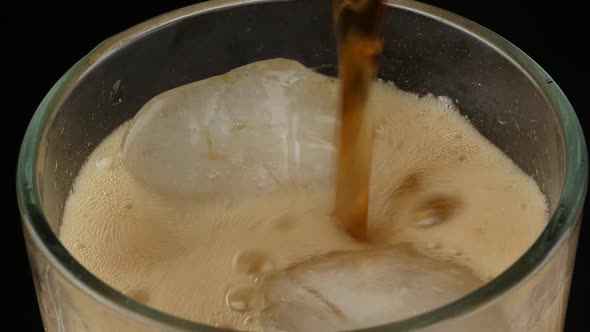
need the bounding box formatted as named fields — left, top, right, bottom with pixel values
left=6, top=0, right=587, bottom=331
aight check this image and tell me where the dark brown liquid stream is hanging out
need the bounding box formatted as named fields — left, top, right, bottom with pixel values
left=332, top=0, right=386, bottom=239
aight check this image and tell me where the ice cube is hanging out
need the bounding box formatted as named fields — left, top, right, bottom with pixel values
left=258, top=246, right=505, bottom=331
left=120, top=58, right=338, bottom=197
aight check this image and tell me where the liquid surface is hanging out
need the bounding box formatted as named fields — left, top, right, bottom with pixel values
left=60, top=59, right=548, bottom=331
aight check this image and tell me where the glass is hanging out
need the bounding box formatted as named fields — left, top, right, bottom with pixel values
left=17, top=0, right=587, bottom=331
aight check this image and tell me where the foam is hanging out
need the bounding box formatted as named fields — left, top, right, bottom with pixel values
left=60, top=59, right=548, bottom=331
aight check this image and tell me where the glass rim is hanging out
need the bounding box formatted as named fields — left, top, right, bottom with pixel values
left=16, top=0, right=588, bottom=330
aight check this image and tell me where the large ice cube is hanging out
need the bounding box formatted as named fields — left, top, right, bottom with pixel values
left=120, top=59, right=338, bottom=197
left=258, top=246, right=504, bottom=332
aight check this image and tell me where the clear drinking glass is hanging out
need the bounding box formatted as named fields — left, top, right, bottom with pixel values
left=17, top=0, right=587, bottom=331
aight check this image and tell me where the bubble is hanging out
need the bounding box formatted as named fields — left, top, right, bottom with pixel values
left=232, top=121, right=247, bottom=132
left=414, top=195, right=460, bottom=225
left=122, top=201, right=133, bottom=210
left=95, top=157, right=114, bottom=171
left=228, top=297, right=247, bottom=311
left=225, top=286, right=264, bottom=313
left=110, top=80, right=124, bottom=106
left=73, top=241, right=87, bottom=252
left=232, top=250, right=275, bottom=275
left=209, top=169, right=220, bottom=181
left=231, top=152, right=246, bottom=168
